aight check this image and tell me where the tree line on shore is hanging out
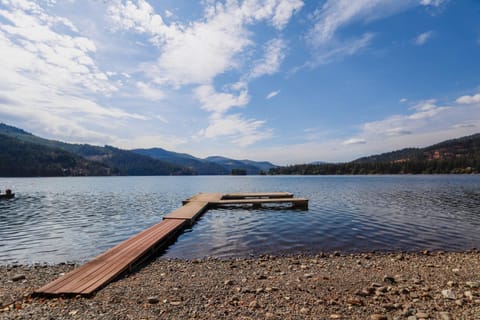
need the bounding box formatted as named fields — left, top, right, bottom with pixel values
left=268, top=159, right=479, bottom=175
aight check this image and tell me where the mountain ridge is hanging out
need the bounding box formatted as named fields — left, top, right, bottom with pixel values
left=0, top=123, right=276, bottom=176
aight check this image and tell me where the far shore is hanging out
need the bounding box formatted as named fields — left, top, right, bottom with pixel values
left=1, top=250, right=479, bottom=319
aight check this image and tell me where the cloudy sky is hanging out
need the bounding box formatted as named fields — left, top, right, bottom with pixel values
left=1, top=0, right=480, bottom=164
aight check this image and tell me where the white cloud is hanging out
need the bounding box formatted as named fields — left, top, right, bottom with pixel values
left=194, top=85, right=249, bottom=114
left=305, top=32, right=374, bottom=68
left=400, top=98, right=408, bottom=103
left=361, top=100, right=449, bottom=136
left=456, top=92, right=480, bottom=104
left=307, top=0, right=411, bottom=48
left=408, top=100, right=448, bottom=120
left=420, top=0, right=447, bottom=7
left=164, top=9, right=174, bottom=18
left=250, top=38, right=286, bottom=78
left=107, top=0, right=172, bottom=38
left=197, top=113, right=272, bottom=147
left=266, top=90, right=280, bottom=99
left=238, top=0, right=304, bottom=30
left=136, top=81, right=165, bottom=101
left=304, top=0, right=443, bottom=69
left=109, top=0, right=302, bottom=86
left=342, top=137, right=366, bottom=145
left=415, top=31, right=433, bottom=45
left=0, top=0, right=146, bottom=144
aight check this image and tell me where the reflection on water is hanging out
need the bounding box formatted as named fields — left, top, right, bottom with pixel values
left=0, top=175, right=479, bottom=264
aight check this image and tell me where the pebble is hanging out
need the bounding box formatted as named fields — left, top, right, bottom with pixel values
left=355, top=289, right=370, bottom=297
left=441, top=289, right=456, bottom=300
left=346, top=297, right=363, bottom=306
left=2, top=252, right=479, bottom=319
left=438, top=312, right=452, bottom=320
left=400, top=287, right=410, bottom=294
left=11, top=274, right=26, bottom=282
left=416, top=312, right=429, bottom=319
left=147, top=296, right=159, bottom=304
left=464, top=290, right=473, bottom=300
left=300, top=307, right=309, bottom=313
left=466, top=281, right=479, bottom=288
left=447, top=280, right=456, bottom=287
left=382, top=303, right=397, bottom=310
left=249, top=300, right=260, bottom=308
left=383, top=275, right=396, bottom=284
left=455, top=299, right=464, bottom=306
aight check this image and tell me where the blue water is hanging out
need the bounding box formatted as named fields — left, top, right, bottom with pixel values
left=0, top=175, right=479, bottom=264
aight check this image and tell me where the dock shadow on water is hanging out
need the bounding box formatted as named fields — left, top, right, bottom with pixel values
left=1, top=175, right=480, bottom=265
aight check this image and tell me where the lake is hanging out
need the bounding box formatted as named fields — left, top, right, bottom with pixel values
left=1, top=175, right=479, bottom=264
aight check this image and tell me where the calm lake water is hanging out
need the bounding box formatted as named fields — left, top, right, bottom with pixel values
left=1, top=175, right=479, bottom=264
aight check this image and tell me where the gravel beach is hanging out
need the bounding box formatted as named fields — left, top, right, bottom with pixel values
left=1, top=251, right=480, bottom=319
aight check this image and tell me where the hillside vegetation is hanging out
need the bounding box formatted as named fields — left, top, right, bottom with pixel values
left=269, top=133, right=480, bottom=175
left=0, top=134, right=112, bottom=177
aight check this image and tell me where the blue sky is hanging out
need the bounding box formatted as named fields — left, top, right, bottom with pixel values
left=1, top=0, right=480, bottom=164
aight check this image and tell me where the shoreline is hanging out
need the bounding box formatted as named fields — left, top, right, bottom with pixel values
left=1, top=251, right=479, bottom=319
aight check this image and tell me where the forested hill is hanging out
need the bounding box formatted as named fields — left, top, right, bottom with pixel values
left=0, top=133, right=113, bottom=177
left=269, top=133, right=480, bottom=175
left=0, top=123, right=192, bottom=176
left=0, top=123, right=273, bottom=176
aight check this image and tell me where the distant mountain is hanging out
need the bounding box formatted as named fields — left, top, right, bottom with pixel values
left=0, top=123, right=276, bottom=176
left=0, top=133, right=112, bottom=177
left=0, top=123, right=192, bottom=176
left=132, top=148, right=228, bottom=175
left=133, top=149, right=277, bottom=174
left=309, top=161, right=329, bottom=165
left=205, top=156, right=276, bottom=174
left=270, top=133, right=480, bottom=175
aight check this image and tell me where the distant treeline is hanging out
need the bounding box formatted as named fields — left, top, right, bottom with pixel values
left=268, top=159, right=479, bottom=175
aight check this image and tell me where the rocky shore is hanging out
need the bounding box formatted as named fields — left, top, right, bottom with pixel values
left=1, top=251, right=480, bottom=319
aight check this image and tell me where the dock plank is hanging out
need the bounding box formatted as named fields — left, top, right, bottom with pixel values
left=214, top=197, right=308, bottom=207
left=163, top=201, right=209, bottom=221
left=222, top=192, right=293, bottom=199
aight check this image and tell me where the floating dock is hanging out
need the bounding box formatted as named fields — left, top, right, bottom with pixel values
left=35, top=192, right=308, bottom=296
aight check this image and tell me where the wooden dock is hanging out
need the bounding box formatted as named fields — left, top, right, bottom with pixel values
left=35, top=192, right=308, bottom=296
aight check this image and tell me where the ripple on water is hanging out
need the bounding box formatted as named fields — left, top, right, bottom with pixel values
left=1, top=175, right=480, bottom=264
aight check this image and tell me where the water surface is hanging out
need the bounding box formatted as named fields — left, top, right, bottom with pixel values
left=1, top=175, right=479, bottom=264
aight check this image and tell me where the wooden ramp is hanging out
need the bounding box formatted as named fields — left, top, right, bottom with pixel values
left=35, top=192, right=307, bottom=296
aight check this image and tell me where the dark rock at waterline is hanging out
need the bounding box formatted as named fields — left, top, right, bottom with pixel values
left=11, top=274, right=26, bottom=282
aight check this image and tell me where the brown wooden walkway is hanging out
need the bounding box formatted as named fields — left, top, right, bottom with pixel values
left=36, top=192, right=308, bottom=296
